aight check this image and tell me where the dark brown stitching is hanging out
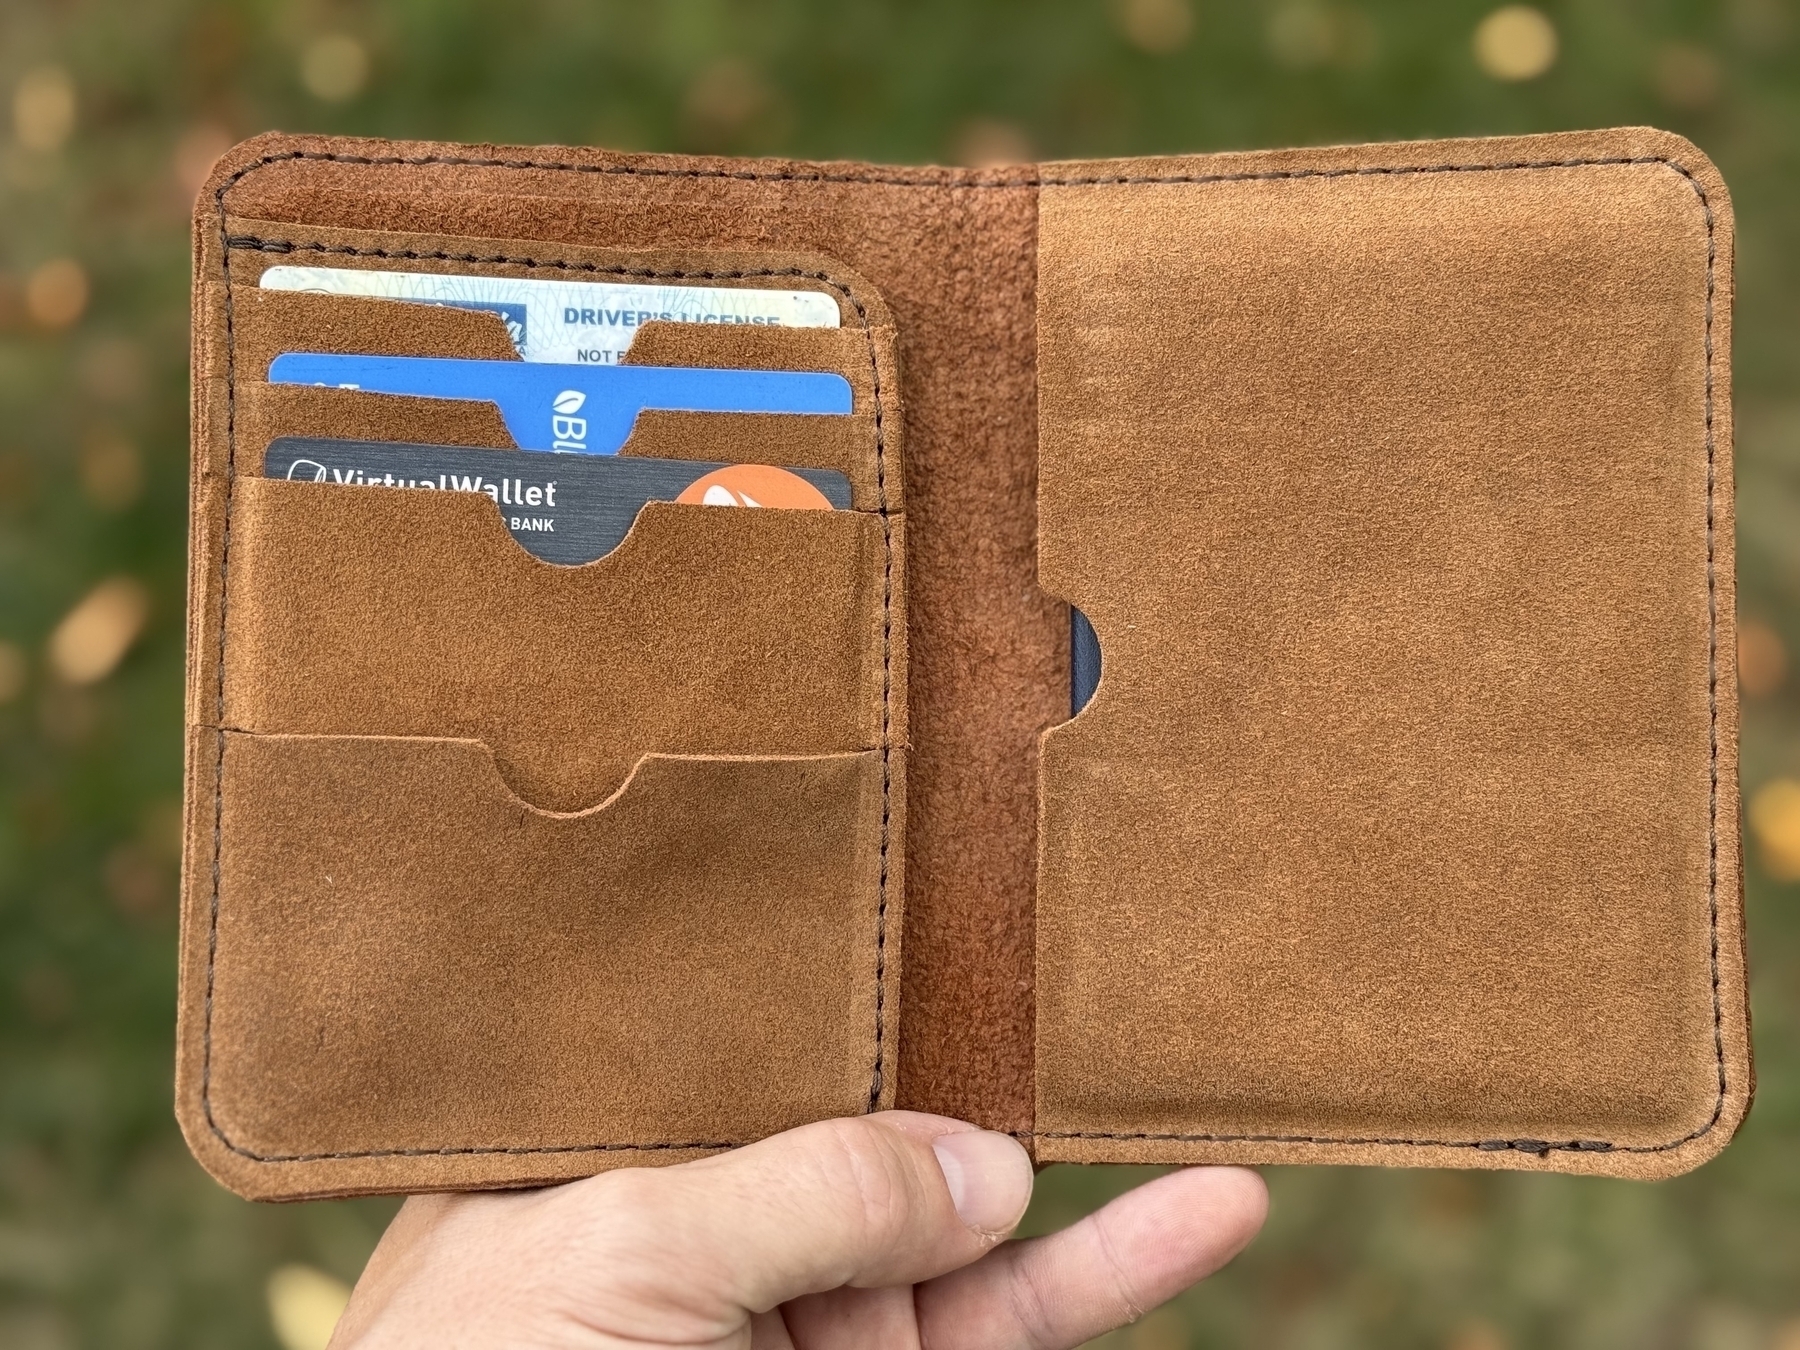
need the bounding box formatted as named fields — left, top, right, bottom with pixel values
left=221, top=1136, right=743, bottom=1164
left=210, top=144, right=1679, bottom=191
left=1046, top=152, right=1676, bottom=187
left=199, top=145, right=1726, bottom=1163
left=202, top=220, right=242, bottom=1173
left=868, top=324, right=894, bottom=1113
left=220, top=145, right=1022, bottom=190
left=223, top=236, right=872, bottom=288
left=1036, top=1130, right=1619, bottom=1155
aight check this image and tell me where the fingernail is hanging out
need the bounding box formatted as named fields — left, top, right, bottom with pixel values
left=932, top=1130, right=1033, bottom=1234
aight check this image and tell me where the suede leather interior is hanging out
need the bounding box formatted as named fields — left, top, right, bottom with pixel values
left=622, top=323, right=894, bottom=509
left=231, top=285, right=522, bottom=375
left=180, top=126, right=1748, bottom=1198
left=204, top=733, right=887, bottom=1198
left=1034, top=144, right=1744, bottom=1177
left=233, top=315, right=883, bottom=504
left=238, top=382, right=516, bottom=457
left=221, top=479, right=890, bottom=809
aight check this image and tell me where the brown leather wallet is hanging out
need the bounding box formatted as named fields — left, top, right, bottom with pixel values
left=178, top=125, right=1749, bottom=1200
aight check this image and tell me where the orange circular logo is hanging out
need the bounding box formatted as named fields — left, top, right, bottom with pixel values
left=675, top=464, right=834, bottom=510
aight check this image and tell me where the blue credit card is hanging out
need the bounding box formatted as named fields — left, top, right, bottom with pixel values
left=1072, top=607, right=1101, bottom=714
left=266, top=353, right=854, bottom=455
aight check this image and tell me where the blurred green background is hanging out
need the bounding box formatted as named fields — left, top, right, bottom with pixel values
left=1, top=0, right=1797, bottom=1346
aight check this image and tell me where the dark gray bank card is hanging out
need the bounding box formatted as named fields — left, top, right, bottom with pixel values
left=262, top=437, right=853, bottom=566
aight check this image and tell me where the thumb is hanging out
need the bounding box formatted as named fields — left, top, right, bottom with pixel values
left=558, top=1111, right=1034, bottom=1315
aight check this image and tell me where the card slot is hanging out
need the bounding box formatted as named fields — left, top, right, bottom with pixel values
left=181, top=730, right=894, bottom=1199
left=230, top=287, right=520, bottom=380
left=621, top=411, right=872, bottom=510
left=233, top=383, right=873, bottom=509
left=623, top=320, right=901, bottom=512
left=220, top=475, right=896, bottom=814
left=230, top=288, right=894, bottom=508
left=236, top=382, right=518, bottom=463
left=625, top=322, right=876, bottom=395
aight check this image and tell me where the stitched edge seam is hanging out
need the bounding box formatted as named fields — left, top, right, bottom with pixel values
left=220, top=1139, right=740, bottom=1163
left=201, top=232, right=896, bottom=1164
left=194, top=145, right=1726, bottom=1164
left=1035, top=1130, right=1622, bottom=1155
left=214, top=146, right=1678, bottom=190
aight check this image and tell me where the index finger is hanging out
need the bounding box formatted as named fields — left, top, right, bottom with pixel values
left=914, top=1165, right=1268, bottom=1349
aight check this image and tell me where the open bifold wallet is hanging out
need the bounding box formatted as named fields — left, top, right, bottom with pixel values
left=179, top=125, right=1749, bottom=1201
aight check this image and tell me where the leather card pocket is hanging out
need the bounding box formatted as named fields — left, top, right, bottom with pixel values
left=1031, top=134, right=1745, bottom=1179
left=184, top=732, right=891, bottom=1200
left=183, top=228, right=906, bottom=1198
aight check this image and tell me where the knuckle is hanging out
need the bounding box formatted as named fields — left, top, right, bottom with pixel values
left=550, top=1167, right=664, bottom=1256
left=1091, top=1208, right=1149, bottom=1325
left=567, top=1165, right=657, bottom=1227
left=1006, top=1256, right=1057, bottom=1350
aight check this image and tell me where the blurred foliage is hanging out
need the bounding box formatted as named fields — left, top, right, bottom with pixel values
left=1, top=0, right=1798, bottom=1346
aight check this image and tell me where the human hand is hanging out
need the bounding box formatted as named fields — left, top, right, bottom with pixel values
left=330, top=1110, right=1266, bottom=1348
